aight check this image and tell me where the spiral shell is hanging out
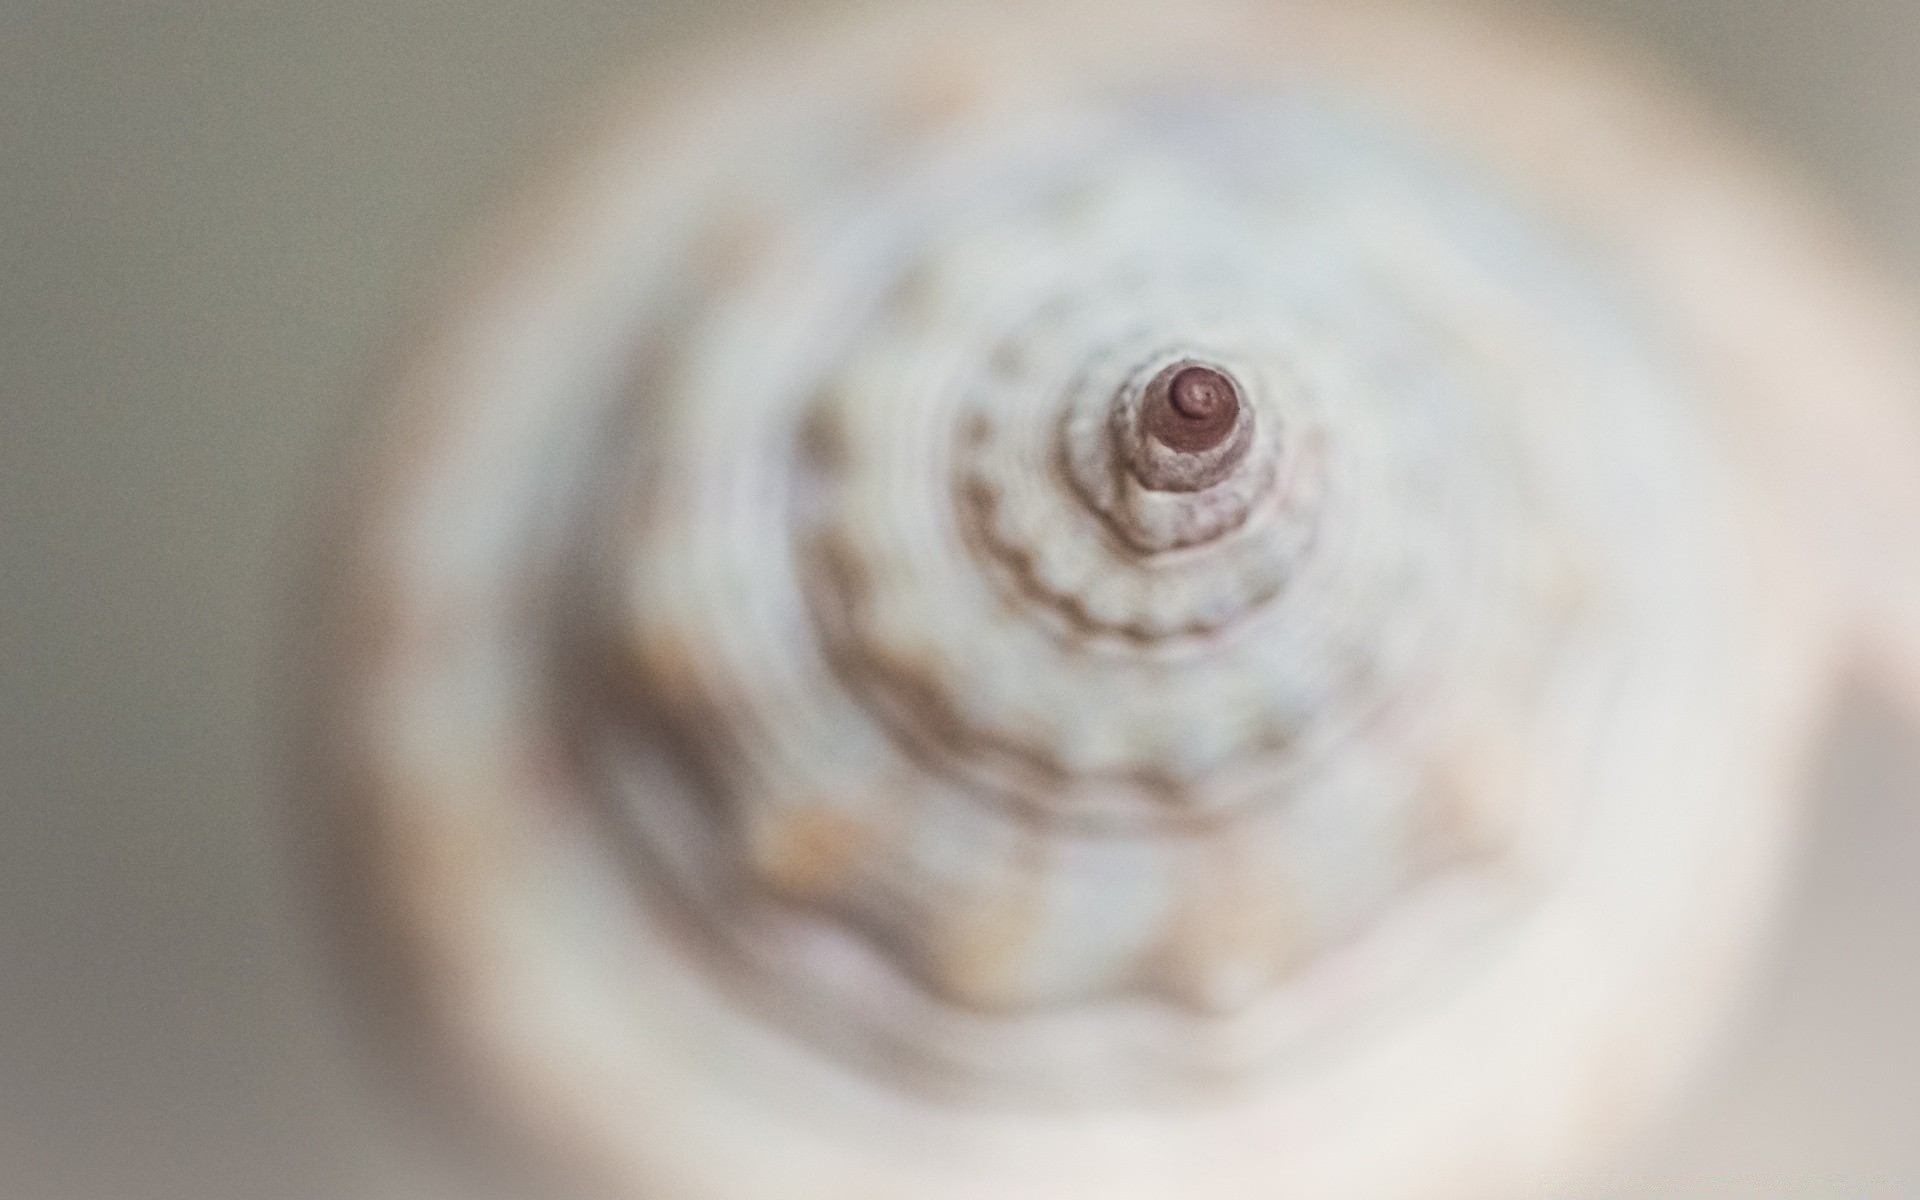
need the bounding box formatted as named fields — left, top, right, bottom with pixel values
left=309, top=2, right=1901, bottom=1197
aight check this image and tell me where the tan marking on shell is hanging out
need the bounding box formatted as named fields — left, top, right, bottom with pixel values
left=928, top=841, right=1049, bottom=1009
left=1401, top=710, right=1529, bottom=859
left=1156, top=840, right=1309, bottom=1013
left=746, top=801, right=883, bottom=903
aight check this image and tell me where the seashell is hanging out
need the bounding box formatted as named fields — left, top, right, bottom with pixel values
left=301, top=2, right=1920, bottom=1198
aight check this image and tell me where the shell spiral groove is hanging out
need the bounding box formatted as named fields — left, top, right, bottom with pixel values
left=314, top=3, right=1885, bottom=1197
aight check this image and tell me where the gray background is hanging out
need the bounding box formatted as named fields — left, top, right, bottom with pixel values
left=4, top=1, right=1918, bottom=1196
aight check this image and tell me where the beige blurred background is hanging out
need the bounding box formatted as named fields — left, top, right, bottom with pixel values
left=4, top=1, right=1919, bottom=1197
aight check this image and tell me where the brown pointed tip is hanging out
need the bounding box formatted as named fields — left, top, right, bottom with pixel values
left=1170, top=366, right=1234, bottom=421
left=1148, top=365, right=1241, bottom=453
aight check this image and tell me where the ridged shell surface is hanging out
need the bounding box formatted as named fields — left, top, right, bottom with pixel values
left=616, top=76, right=1702, bottom=1098
left=314, top=3, right=1862, bottom=1198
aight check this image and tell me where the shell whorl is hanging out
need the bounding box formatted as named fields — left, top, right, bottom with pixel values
left=320, top=2, right=1856, bottom=1197
left=607, top=70, right=1683, bottom=1098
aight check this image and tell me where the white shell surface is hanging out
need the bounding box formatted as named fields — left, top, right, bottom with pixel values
left=314, top=2, right=1864, bottom=1197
